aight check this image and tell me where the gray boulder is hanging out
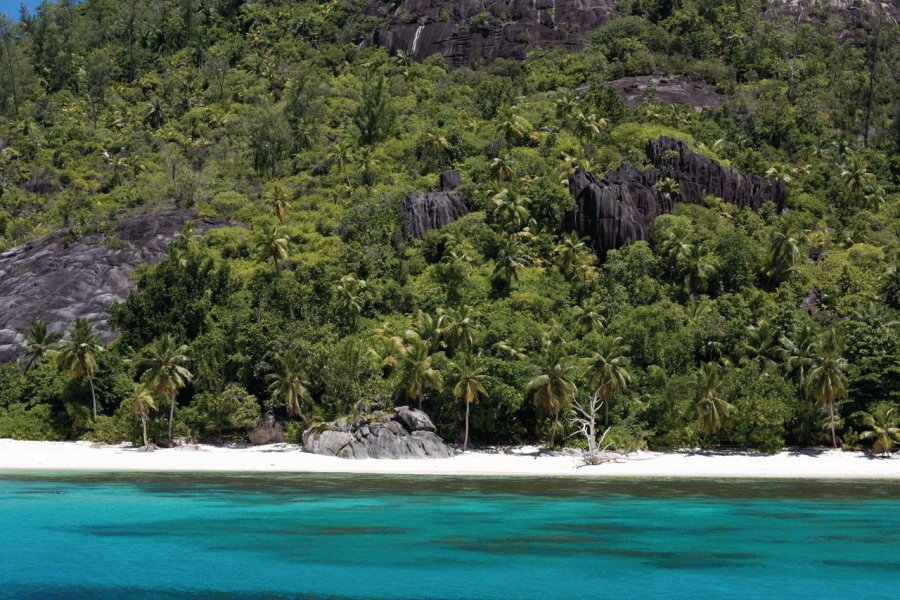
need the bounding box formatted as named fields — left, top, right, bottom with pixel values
left=303, top=408, right=453, bottom=459
left=248, top=413, right=285, bottom=445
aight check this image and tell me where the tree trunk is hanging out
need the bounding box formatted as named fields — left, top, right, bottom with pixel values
left=89, top=377, right=97, bottom=422
left=463, top=401, right=470, bottom=452
left=3, top=34, right=18, bottom=116
left=23, top=354, right=37, bottom=374
left=862, top=26, right=879, bottom=147
left=141, top=414, right=149, bottom=448
left=603, top=391, right=610, bottom=428
left=829, top=400, right=837, bottom=449
left=168, top=391, right=175, bottom=441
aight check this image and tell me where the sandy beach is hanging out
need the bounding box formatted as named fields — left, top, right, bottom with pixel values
left=1, top=439, right=898, bottom=478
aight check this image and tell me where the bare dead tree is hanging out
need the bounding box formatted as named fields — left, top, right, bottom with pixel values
left=569, top=392, right=612, bottom=463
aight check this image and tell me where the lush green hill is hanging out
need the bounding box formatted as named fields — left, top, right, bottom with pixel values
left=0, top=0, right=897, bottom=454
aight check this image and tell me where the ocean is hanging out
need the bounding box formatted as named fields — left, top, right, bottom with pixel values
left=1, top=473, right=898, bottom=599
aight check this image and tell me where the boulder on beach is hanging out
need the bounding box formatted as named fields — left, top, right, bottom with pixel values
left=302, top=406, right=453, bottom=459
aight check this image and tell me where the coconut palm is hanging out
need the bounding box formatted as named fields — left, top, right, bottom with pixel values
left=806, top=328, right=849, bottom=448
left=859, top=404, right=900, bottom=455
left=255, top=224, right=289, bottom=269
left=840, top=154, right=876, bottom=207
left=572, top=304, right=605, bottom=335
left=267, top=186, right=291, bottom=223
left=778, top=326, right=817, bottom=387
left=571, top=110, right=608, bottom=145
left=125, top=383, right=157, bottom=450
left=497, top=107, right=530, bottom=147
left=492, top=238, right=530, bottom=289
left=490, top=154, right=515, bottom=182
left=744, top=320, right=778, bottom=372
left=137, top=335, right=193, bottom=440
left=57, top=318, right=104, bottom=421
left=692, top=362, right=735, bottom=437
left=441, top=305, right=478, bottom=354
left=335, top=274, right=366, bottom=323
left=677, top=243, right=717, bottom=296
left=526, top=337, right=577, bottom=432
left=763, top=222, right=801, bottom=288
left=21, top=319, right=60, bottom=373
left=582, top=335, right=631, bottom=427
left=490, top=188, right=530, bottom=232
left=266, top=350, right=313, bottom=421
left=452, top=354, right=488, bottom=451
left=392, top=330, right=444, bottom=410
left=553, top=232, right=593, bottom=280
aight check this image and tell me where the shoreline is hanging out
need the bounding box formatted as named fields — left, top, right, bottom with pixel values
left=1, top=439, right=898, bottom=479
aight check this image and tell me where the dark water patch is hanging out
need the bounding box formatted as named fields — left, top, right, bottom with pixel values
left=547, top=521, right=676, bottom=535
left=818, top=559, right=900, bottom=571
left=305, top=525, right=408, bottom=536
left=6, top=471, right=900, bottom=501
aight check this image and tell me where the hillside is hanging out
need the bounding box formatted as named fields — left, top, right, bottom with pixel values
left=0, top=0, right=897, bottom=454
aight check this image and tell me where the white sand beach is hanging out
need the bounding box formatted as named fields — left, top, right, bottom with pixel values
left=1, top=439, right=898, bottom=478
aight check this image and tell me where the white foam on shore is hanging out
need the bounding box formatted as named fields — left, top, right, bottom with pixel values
left=0, top=439, right=898, bottom=479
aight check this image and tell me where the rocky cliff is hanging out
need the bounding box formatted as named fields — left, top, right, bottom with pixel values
left=302, top=406, right=453, bottom=459
left=401, top=170, right=469, bottom=237
left=0, top=211, right=225, bottom=363
left=568, top=138, right=786, bottom=253
left=361, top=0, right=613, bottom=67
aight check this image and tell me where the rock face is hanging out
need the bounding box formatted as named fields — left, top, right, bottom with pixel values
left=608, top=75, right=726, bottom=110
left=765, top=0, right=899, bottom=24
left=361, top=0, right=613, bottom=68
left=401, top=170, right=469, bottom=237
left=0, top=211, right=226, bottom=363
left=568, top=137, right=786, bottom=253
left=248, top=413, right=285, bottom=445
left=302, top=406, right=453, bottom=459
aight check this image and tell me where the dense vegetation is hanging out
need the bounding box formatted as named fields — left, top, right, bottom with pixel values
left=0, top=0, right=898, bottom=454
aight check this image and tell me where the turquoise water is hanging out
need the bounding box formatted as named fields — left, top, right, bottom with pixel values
left=1, top=474, right=898, bottom=599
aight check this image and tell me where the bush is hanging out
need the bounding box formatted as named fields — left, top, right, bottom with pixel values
left=0, top=404, right=64, bottom=441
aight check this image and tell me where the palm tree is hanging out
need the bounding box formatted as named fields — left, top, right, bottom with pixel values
left=744, top=320, right=778, bottom=372
left=125, top=383, right=157, bottom=450
left=859, top=405, right=900, bottom=455
left=492, top=238, right=530, bottom=289
left=441, top=305, right=478, bottom=354
left=571, top=110, right=608, bottom=146
left=335, top=274, right=366, bottom=324
left=677, top=243, right=717, bottom=296
left=763, top=222, right=801, bottom=288
left=490, top=154, right=515, bottom=182
left=582, top=335, right=631, bottom=427
left=266, top=350, right=313, bottom=421
left=326, top=139, right=354, bottom=187
left=57, top=318, right=104, bottom=421
left=21, top=319, right=59, bottom=373
left=573, top=304, right=605, bottom=335
left=497, top=107, right=530, bottom=147
left=490, top=188, right=530, bottom=232
left=553, top=232, right=592, bottom=280
left=806, top=328, right=849, bottom=448
left=452, top=354, right=488, bottom=451
left=778, top=326, right=817, bottom=387
left=255, top=225, right=289, bottom=269
left=392, top=330, right=444, bottom=410
left=137, top=335, right=193, bottom=440
left=267, top=187, right=291, bottom=223
left=525, top=337, right=577, bottom=437
left=840, top=154, right=876, bottom=207
left=692, top=362, right=735, bottom=438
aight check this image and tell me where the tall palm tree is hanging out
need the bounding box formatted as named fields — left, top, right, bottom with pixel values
left=255, top=225, right=289, bottom=269
left=778, top=326, right=817, bottom=387
left=582, top=335, right=631, bottom=427
left=137, top=335, right=193, bottom=440
left=126, top=383, right=157, bottom=450
left=744, top=320, right=778, bottom=372
left=806, top=328, right=849, bottom=448
left=554, top=232, right=593, bottom=281
left=496, top=107, right=530, bottom=147
left=335, top=274, right=366, bottom=324
left=677, top=243, right=717, bottom=296
left=57, top=318, right=104, bottom=421
left=492, top=238, right=529, bottom=289
left=21, top=319, right=60, bottom=373
left=525, top=337, right=577, bottom=436
left=490, top=154, right=515, bottom=182
left=572, top=304, right=605, bottom=335
left=267, top=186, right=291, bottom=223
left=490, top=188, right=530, bottom=232
left=441, top=306, right=478, bottom=354
left=692, top=362, right=735, bottom=438
left=840, top=154, right=876, bottom=207
left=763, top=222, right=801, bottom=288
left=266, top=350, right=313, bottom=421
left=452, top=354, right=488, bottom=451
left=392, top=330, right=444, bottom=410
left=859, top=405, right=900, bottom=455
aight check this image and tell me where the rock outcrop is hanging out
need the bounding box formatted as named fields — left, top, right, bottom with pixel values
left=361, top=0, right=613, bottom=68
left=0, top=211, right=226, bottom=363
left=608, top=75, right=726, bottom=110
left=302, top=406, right=453, bottom=459
left=568, top=138, right=786, bottom=253
left=401, top=170, right=469, bottom=237
left=248, top=413, right=285, bottom=445
left=765, top=0, right=899, bottom=24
